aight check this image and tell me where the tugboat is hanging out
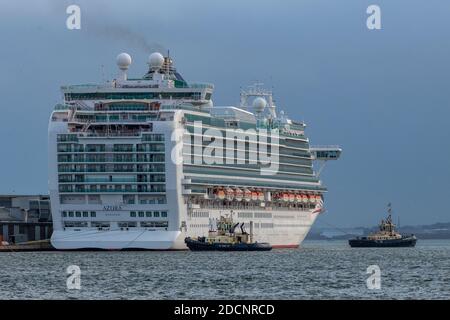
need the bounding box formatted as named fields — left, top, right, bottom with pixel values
left=185, top=215, right=272, bottom=251
left=349, top=204, right=417, bottom=248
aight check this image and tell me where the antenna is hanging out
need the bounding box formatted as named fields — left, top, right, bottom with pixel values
left=101, top=64, right=105, bottom=83
left=166, top=50, right=170, bottom=74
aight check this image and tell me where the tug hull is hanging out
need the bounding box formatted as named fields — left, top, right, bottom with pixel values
left=184, top=237, right=272, bottom=251
left=349, top=236, right=417, bottom=248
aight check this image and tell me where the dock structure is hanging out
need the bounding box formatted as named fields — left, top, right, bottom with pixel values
left=0, top=195, right=53, bottom=246
left=0, top=239, right=54, bottom=252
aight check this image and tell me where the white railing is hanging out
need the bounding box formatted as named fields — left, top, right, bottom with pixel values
left=310, top=145, right=342, bottom=151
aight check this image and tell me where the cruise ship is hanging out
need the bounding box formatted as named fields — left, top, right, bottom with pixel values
left=48, top=52, right=341, bottom=250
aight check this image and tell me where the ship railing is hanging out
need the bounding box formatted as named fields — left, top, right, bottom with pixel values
left=77, top=131, right=146, bottom=138
left=189, top=82, right=214, bottom=89
left=71, top=118, right=150, bottom=124
left=309, top=145, right=342, bottom=151
left=64, top=100, right=91, bottom=110
left=310, top=146, right=342, bottom=161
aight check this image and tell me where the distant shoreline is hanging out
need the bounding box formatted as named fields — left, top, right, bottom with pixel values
left=306, top=233, right=450, bottom=241
left=307, top=221, right=450, bottom=240
left=305, top=235, right=450, bottom=240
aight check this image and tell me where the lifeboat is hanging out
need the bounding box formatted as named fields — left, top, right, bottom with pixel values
left=257, top=191, right=265, bottom=201
left=315, top=194, right=322, bottom=202
left=251, top=191, right=258, bottom=201
left=225, top=188, right=234, bottom=201
left=296, top=194, right=303, bottom=202
left=243, top=189, right=251, bottom=201
left=289, top=193, right=295, bottom=202
left=282, top=193, right=289, bottom=202
left=216, top=188, right=225, bottom=200
left=235, top=188, right=243, bottom=201
left=301, top=194, right=309, bottom=203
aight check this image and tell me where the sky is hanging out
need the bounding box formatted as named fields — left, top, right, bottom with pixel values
left=0, top=0, right=449, bottom=227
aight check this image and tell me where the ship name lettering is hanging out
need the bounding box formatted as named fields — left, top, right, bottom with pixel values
left=103, top=205, right=122, bottom=211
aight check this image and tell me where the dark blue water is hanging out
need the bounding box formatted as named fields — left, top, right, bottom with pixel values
left=0, top=240, right=448, bottom=299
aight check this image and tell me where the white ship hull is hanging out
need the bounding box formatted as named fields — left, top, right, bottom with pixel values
left=50, top=209, right=319, bottom=250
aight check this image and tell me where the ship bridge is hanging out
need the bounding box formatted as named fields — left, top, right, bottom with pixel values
left=310, top=146, right=342, bottom=177
left=310, top=146, right=342, bottom=161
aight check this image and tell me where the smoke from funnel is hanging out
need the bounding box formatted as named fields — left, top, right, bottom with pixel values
left=48, top=0, right=166, bottom=54
left=85, top=22, right=167, bottom=54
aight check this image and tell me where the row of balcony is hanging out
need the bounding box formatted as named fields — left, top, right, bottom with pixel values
left=57, top=158, right=165, bottom=163
left=73, top=115, right=157, bottom=123
left=58, top=177, right=166, bottom=183
left=59, top=185, right=166, bottom=193
left=57, top=133, right=165, bottom=141
left=57, top=147, right=165, bottom=153
left=57, top=143, right=165, bottom=153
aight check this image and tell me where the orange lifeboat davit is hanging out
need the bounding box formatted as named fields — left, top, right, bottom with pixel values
left=216, top=188, right=225, bottom=200
left=257, top=191, right=265, bottom=201
left=225, top=188, right=234, bottom=201
left=289, top=193, right=295, bottom=202
left=235, top=188, right=243, bottom=201
left=301, top=194, right=308, bottom=203
left=243, top=189, right=251, bottom=201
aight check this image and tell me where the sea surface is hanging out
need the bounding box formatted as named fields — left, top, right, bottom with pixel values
left=0, top=240, right=448, bottom=299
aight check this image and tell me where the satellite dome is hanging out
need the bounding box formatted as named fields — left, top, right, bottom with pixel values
left=148, top=52, right=165, bottom=68
left=116, top=53, right=132, bottom=70
left=252, top=97, right=267, bottom=113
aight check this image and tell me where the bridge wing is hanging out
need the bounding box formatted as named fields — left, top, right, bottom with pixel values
left=310, top=146, right=342, bottom=161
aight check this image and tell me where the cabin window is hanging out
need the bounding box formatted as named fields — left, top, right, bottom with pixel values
left=91, top=222, right=110, bottom=228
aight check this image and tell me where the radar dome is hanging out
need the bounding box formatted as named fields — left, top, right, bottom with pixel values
left=252, top=97, right=267, bottom=113
left=116, top=53, right=132, bottom=70
left=148, top=52, right=165, bottom=68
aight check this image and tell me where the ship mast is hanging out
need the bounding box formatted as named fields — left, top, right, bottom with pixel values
left=385, top=203, right=395, bottom=234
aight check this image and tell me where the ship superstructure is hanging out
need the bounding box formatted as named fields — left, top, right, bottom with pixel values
left=48, top=52, right=341, bottom=250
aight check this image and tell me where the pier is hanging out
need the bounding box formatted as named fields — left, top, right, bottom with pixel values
left=0, top=195, right=53, bottom=249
